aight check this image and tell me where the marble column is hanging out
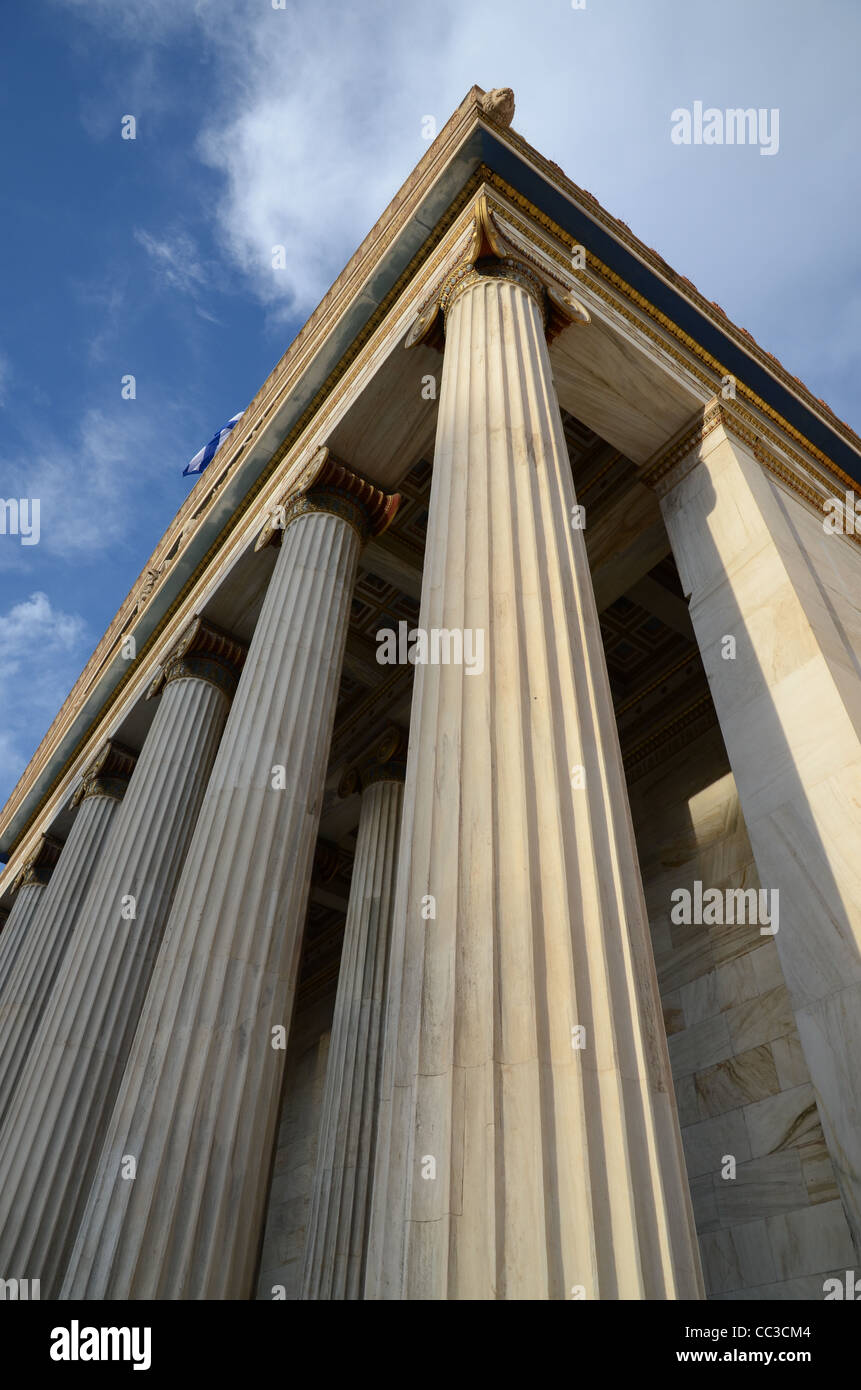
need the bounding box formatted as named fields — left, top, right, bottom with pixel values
left=651, top=400, right=861, bottom=1255
left=302, top=731, right=406, bottom=1300
left=365, top=255, right=703, bottom=1300
left=0, top=620, right=245, bottom=1295
left=63, top=459, right=399, bottom=1300
left=0, top=742, right=135, bottom=1133
left=0, top=835, right=62, bottom=1002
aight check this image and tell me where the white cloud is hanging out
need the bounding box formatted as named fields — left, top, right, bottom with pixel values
left=0, top=404, right=180, bottom=567
left=0, top=593, right=89, bottom=805
left=47, top=0, right=861, bottom=428
left=134, top=228, right=207, bottom=296
left=53, top=0, right=205, bottom=40
left=195, top=3, right=457, bottom=317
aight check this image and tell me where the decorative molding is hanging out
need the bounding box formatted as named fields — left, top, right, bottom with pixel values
left=11, top=833, right=63, bottom=896
left=407, top=192, right=589, bottom=345
left=255, top=449, right=400, bottom=551
left=478, top=87, right=515, bottom=128
left=442, top=256, right=547, bottom=324
left=641, top=399, right=861, bottom=548
left=69, top=741, right=137, bottom=809
left=146, top=616, right=248, bottom=702
left=338, top=726, right=408, bottom=797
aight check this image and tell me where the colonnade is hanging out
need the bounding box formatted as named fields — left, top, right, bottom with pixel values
left=10, top=237, right=829, bottom=1300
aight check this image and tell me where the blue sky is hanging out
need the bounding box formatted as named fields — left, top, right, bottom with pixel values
left=1, top=0, right=859, bottom=806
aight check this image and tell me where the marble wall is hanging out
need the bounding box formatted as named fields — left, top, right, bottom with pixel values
left=629, top=723, right=856, bottom=1299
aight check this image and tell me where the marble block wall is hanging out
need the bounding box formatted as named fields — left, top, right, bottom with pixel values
left=628, top=724, right=857, bottom=1300
left=255, top=989, right=335, bottom=1300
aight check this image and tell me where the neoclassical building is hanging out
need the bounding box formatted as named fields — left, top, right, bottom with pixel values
left=1, top=86, right=859, bottom=1302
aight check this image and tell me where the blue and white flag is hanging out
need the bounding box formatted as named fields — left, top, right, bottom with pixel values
left=183, top=412, right=244, bottom=477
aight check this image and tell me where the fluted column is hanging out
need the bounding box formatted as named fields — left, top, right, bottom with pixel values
left=366, top=256, right=703, bottom=1299
left=0, top=835, right=62, bottom=1001
left=302, top=731, right=406, bottom=1300
left=0, top=621, right=245, bottom=1295
left=63, top=458, right=399, bottom=1300
left=0, top=743, right=135, bottom=1133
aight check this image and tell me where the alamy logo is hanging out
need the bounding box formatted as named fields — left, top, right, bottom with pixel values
left=376, top=621, right=485, bottom=676
left=670, top=882, right=779, bottom=935
left=823, top=1271, right=861, bottom=1299
left=823, top=491, right=861, bottom=534
left=50, top=1321, right=152, bottom=1371
left=0, top=498, right=40, bottom=545
left=0, top=1277, right=40, bottom=1299
left=671, top=102, right=779, bottom=156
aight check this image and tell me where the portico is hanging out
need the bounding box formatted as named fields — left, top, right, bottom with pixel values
left=1, top=86, right=859, bottom=1301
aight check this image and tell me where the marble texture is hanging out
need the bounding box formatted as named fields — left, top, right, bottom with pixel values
left=667, top=1014, right=733, bottom=1079
left=765, top=1199, right=856, bottom=1281
left=725, top=984, right=795, bottom=1054
left=694, top=1045, right=781, bottom=1120
left=715, top=1153, right=810, bottom=1224
left=699, top=1219, right=776, bottom=1295
left=682, top=1109, right=750, bottom=1181
left=743, top=1084, right=820, bottom=1160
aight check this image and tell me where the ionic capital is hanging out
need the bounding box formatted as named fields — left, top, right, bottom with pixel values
left=11, top=832, right=63, bottom=895
left=338, top=726, right=408, bottom=798
left=405, top=193, right=590, bottom=350
left=70, top=740, right=137, bottom=808
left=255, top=448, right=400, bottom=552
left=439, top=255, right=547, bottom=325
left=146, top=616, right=248, bottom=702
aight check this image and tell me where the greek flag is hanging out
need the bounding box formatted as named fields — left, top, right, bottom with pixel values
left=183, top=412, right=244, bottom=477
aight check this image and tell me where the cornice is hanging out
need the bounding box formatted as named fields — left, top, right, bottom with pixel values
left=641, top=398, right=861, bottom=547
left=483, top=121, right=859, bottom=457
left=482, top=180, right=859, bottom=496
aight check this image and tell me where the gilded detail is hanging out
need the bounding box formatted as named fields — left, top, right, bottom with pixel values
left=11, top=833, right=63, bottom=896
left=147, top=617, right=247, bottom=702
left=255, top=449, right=400, bottom=551
left=69, top=740, right=136, bottom=808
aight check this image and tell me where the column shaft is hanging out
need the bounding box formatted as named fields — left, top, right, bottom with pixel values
left=0, top=662, right=234, bottom=1294
left=302, top=772, right=404, bottom=1299
left=366, top=271, right=703, bottom=1299
left=0, top=753, right=134, bottom=1135
left=0, top=837, right=62, bottom=999
left=64, top=497, right=374, bottom=1299
left=0, top=887, right=46, bottom=1001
